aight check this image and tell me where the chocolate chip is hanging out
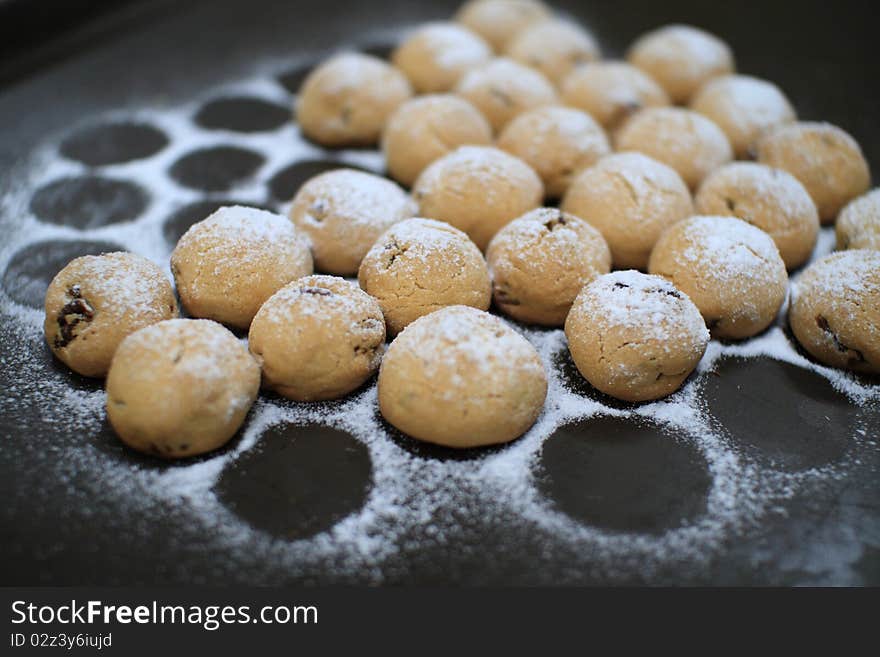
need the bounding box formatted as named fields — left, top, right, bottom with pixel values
left=54, top=295, right=95, bottom=348
left=816, top=315, right=866, bottom=362
left=301, top=286, right=332, bottom=296
left=613, top=282, right=630, bottom=290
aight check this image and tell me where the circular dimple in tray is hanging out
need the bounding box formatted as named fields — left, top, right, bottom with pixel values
left=0, top=42, right=878, bottom=586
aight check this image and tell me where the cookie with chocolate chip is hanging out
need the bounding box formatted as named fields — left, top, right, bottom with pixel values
left=44, top=251, right=177, bottom=377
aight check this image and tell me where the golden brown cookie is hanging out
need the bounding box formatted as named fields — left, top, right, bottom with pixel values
left=378, top=305, right=547, bottom=447
left=561, top=152, right=693, bottom=270
left=392, top=22, right=492, bottom=93
left=615, top=107, right=733, bottom=190
left=505, top=19, right=600, bottom=86
left=248, top=275, right=386, bottom=401
left=486, top=208, right=611, bottom=326
left=695, top=162, right=819, bottom=270
left=381, top=94, right=492, bottom=187
left=454, top=57, right=558, bottom=133
left=44, top=252, right=177, bottom=378
left=296, top=52, right=412, bottom=147
left=789, top=250, right=880, bottom=374
left=454, top=0, right=550, bottom=52
left=497, top=105, right=610, bottom=198
left=106, top=319, right=260, bottom=459
left=412, top=145, right=543, bottom=250
left=289, top=169, right=415, bottom=275
left=690, top=74, right=796, bottom=158
left=836, top=189, right=880, bottom=251
left=171, top=206, right=313, bottom=330
left=565, top=270, right=709, bottom=401
left=560, top=61, right=670, bottom=133
left=626, top=24, right=734, bottom=104
left=358, top=217, right=491, bottom=335
left=755, top=122, right=871, bottom=224
left=648, top=215, right=788, bottom=339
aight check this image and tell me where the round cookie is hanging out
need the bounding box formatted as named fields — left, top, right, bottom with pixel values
left=789, top=250, right=880, bottom=374
left=565, top=271, right=709, bottom=402
left=690, top=74, right=796, bottom=158
left=454, top=57, right=558, bottom=133
left=837, top=189, right=880, bottom=251
left=454, top=0, right=551, bottom=52
left=381, top=94, right=492, bottom=187
left=497, top=106, right=610, bottom=198
left=486, top=208, right=611, bottom=326
left=615, top=107, right=733, bottom=190
left=412, top=145, right=543, bottom=250
left=44, top=252, right=177, bottom=378
left=378, top=305, right=547, bottom=448
left=248, top=275, right=386, bottom=401
left=289, top=169, right=416, bottom=275
left=626, top=24, right=735, bottom=104
left=171, top=206, right=313, bottom=330
left=505, top=19, right=600, bottom=87
left=560, top=61, right=670, bottom=133
left=106, top=319, right=260, bottom=459
left=755, top=122, right=871, bottom=223
left=561, top=152, right=693, bottom=270
left=391, top=22, right=492, bottom=94
left=648, top=215, right=788, bottom=339
left=296, top=52, right=412, bottom=147
left=695, top=162, right=819, bottom=270
left=358, top=218, right=491, bottom=334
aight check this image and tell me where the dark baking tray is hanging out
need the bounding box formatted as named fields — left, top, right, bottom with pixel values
left=0, top=0, right=878, bottom=585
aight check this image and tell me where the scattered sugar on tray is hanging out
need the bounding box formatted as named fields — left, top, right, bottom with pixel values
left=1, top=44, right=877, bottom=583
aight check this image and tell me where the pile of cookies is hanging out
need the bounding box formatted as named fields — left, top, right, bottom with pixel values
left=43, top=0, right=879, bottom=459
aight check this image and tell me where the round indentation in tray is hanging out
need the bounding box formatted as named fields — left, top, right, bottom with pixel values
left=2, top=239, right=126, bottom=309
left=169, top=146, right=264, bottom=192
left=267, top=159, right=368, bottom=203
left=162, top=199, right=275, bottom=247
left=60, top=122, right=169, bottom=166
left=215, top=423, right=372, bottom=540
left=700, top=356, right=854, bottom=472
left=194, top=97, right=290, bottom=133
left=537, top=415, right=712, bottom=534
left=30, top=176, right=149, bottom=228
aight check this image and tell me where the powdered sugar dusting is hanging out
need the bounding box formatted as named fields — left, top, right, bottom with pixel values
left=0, top=25, right=878, bottom=585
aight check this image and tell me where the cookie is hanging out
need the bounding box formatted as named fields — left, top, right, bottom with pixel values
left=565, top=270, right=709, bottom=401
left=690, top=74, right=796, bottom=158
left=106, top=319, right=260, bottom=458
left=454, top=0, right=550, bottom=52
left=561, top=152, right=693, bottom=270
left=755, top=121, right=871, bottom=223
left=789, top=249, right=880, bottom=374
left=626, top=24, right=734, bottom=103
left=648, top=215, right=788, bottom=339
left=486, top=208, right=611, bottom=326
left=44, top=251, right=177, bottom=378
left=615, top=107, right=733, bottom=190
left=296, top=52, right=412, bottom=147
left=358, top=217, right=491, bottom=334
left=248, top=275, right=386, bottom=401
left=378, top=305, right=547, bottom=447
left=836, top=189, right=880, bottom=251
left=392, top=22, right=492, bottom=93
left=412, top=145, right=543, bottom=250
left=497, top=105, right=610, bottom=198
left=695, top=162, right=819, bottom=270
left=381, top=94, right=492, bottom=187
left=454, top=57, right=558, bottom=133
left=505, top=19, right=600, bottom=86
left=171, top=206, right=313, bottom=330
left=560, top=61, right=670, bottom=133
left=289, top=169, right=415, bottom=275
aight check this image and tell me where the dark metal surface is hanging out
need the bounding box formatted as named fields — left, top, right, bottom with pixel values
left=0, top=0, right=878, bottom=586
